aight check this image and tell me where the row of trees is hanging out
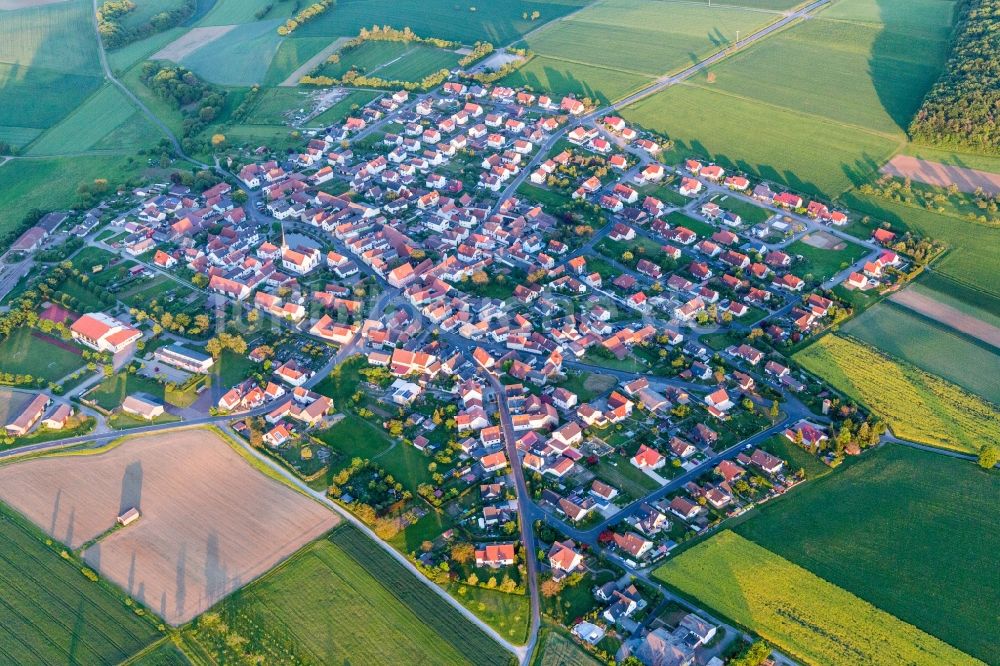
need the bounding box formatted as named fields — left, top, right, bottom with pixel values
left=458, top=41, right=494, bottom=67
left=908, top=0, right=1000, bottom=153
left=277, top=0, right=335, bottom=35
left=99, top=0, right=197, bottom=50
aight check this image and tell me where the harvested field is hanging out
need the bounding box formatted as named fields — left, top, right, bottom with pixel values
left=881, top=154, right=1000, bottom=196
left=890, top=288, right=1000, bottom=349
left=152, top=24, right=236, bottom=61
left=0, top=428, right=338, bottom=625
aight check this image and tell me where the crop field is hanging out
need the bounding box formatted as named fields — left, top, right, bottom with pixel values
left=291, top=0, right=591, bottom=45
left=911, top=272, right=1000, bottom=328
left=129, top=639, right=192, bottom=665
left=693, top=6, right=952, bottom=136
left=786, top=237, right=869, bottom=280
left=262, top=35, right=331, bottom=85
left=503, top=55, right=650, bottom=104
left=180, top=19, right=284, bottom=85
left=840, top=302, right=1000, bottom=403
left=0, top=328, right=84, bottom=382
left=0, top=0, right=104, bottom=134
left=656, top=531, right=981, bottom=666
left=319, top=40, right=412, bottom=79
left=0, top=429, right=338, bottom=625
left=736, top=445, right=999, bottom=663
left=376, top=44, right=463, bottom=82
left=794, top=334, right=999, bottom=453
left=196, top=0, right=293, bottom=26
left=841, top=191, right=1000, bottom=300
left=622, top=0, right=955, bottom=196
left=107, top=26, right=186, bottom=73
left=186, top=530, right=476, bottom=664
left=507, top=0, right=777, bottom=101
left=624, top=83, right=899, bottom=197
left=118, top=0, right=189, bottom=31
left=0, top=502, right=161, bottom=665
left=26, top=85, right=144, bottom=156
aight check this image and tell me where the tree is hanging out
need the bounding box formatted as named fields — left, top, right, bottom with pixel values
left=770, top=399, right=780, bottom=419
left=540, top=578, right=562, bottom=597
left=451, top=541, right=475, bottom=564
left=978, top=444, right=999, bottom=469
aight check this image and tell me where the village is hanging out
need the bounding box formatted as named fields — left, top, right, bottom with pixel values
left=0, top=77, right=912, bottom=666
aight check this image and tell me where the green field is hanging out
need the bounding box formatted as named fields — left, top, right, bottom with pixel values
left=242, top=88, right=314, bottom=124
left=709, top=193, right=772, bottom=225
left=840, top=302, right=1000, bottom=403
left=506, top=0, right=779, bottom=101
left=311, top=90, right=382, bottom=126
left=128, top=639, right=192, bottom=665
left=656, top=530, right=981, bottom=666
left=313, top=413, right=394, bottom=462
left=87, top=372, right=166, bottom=411
left=622, top=0, right=955, bottom=196
left=786, top=238, right=869, bottom=280
left=0, top=0, right=104, bottom=134
left=196, top=0, right=294, bottom=25
left=188, top=525, right=511, bottom=665
left=840, top=191, right=1000, bottom=300
left=0, top=502, right=161, bottom=664
left=261, top=35, right=331, bottom=85
left=290, top=0, right=591, bottom=45
left=911, top=272, right=1000, bottom=327
left=0, top=155, right=144, bottom=246
left=736, top=445, right=999, bottom=663
left=181, top=19, right=284, bottom=85
left=0, top=328, right=84, bottom=382
left=447, top=582, right=532, bottom=646
left=26, top=85, right=149, bottom=156
left=758, top=435, right=830, bottom=480
left=794, top=334, right=999, bottom=453
left=502, top=55, right=649, bottom=104
left=376, top=44, right=463, bottom=82
left=533, top=629, right=600, bottom=666
left=318, top=40, right=412, bottom=79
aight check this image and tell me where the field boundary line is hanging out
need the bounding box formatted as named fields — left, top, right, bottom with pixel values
left=522, top=52, right=656, bottom=78
left=279, top=35, right=352, bottom=86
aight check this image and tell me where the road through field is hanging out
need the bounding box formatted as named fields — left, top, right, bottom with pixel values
left=890, top=288, right=1000, bottom=349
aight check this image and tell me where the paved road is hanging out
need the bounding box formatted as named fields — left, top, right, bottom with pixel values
left=487, top=372, right=541, bottom=664
left=609, top=0, right=832, bottom=111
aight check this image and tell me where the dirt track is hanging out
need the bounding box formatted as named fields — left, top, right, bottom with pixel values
left=881, top=155, right=1000, bottom=196
left=0, top=429, right=338, bottom=624
left=890, top=289, right=1000, bottom=349
left=279, top=36, right=350, bottom=86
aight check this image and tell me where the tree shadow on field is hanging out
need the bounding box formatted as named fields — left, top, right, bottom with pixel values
left=50, top=488, right=61, bottom=536
left=175, top=543, right=187, bottom=621
left=119, top=461, right=143, bottom=514
left=68, top=598, right=86, bottom=666
left=870, top=0, right=950, bottom=133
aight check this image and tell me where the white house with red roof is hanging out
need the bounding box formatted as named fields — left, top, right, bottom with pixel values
left=70, top=313, right=141, bottom=353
